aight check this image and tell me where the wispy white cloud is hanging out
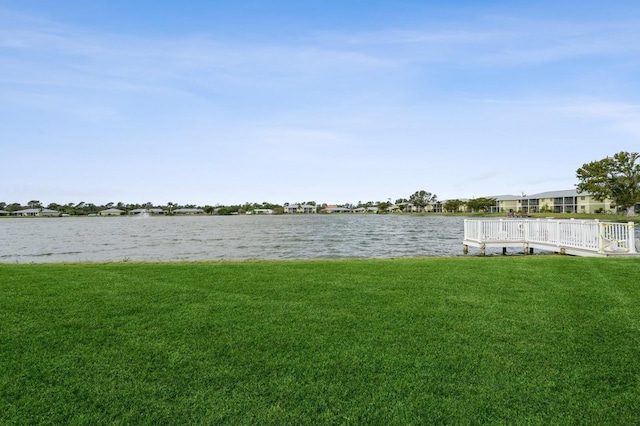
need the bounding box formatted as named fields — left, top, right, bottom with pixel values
left=558, top=100, right=640, bottom=138
left=316, top=17, right=640, bottom=67
left=3, top=7, right=639, bottom=111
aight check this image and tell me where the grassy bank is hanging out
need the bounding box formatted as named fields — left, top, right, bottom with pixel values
left=1, top=257, right=639, bottom=424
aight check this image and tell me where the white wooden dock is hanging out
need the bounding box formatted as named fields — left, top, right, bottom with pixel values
left=463, top=218, right=639, bottom=257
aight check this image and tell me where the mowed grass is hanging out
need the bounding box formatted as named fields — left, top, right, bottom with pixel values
left=1, top=257, right=639, bottom=425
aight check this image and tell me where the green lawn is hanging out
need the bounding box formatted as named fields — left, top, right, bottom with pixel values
left=1, top=257, right=639, bottom=425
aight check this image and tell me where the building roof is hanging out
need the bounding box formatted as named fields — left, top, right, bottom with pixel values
left=173, top=208, right=204, bottom=213
left=525, top=189, right=585, bottom=199
left=489, top=194, right=521, bottom=201
left=14, top=208, right=59, bottom=214
left=439, top=198, right=470, bottom=203
left=130, top=208, right=165, bottom=213
left=487, top=190, right=591, bottom=201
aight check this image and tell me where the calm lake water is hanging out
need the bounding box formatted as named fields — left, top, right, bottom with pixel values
left=0, top=215, right=468, bottom=263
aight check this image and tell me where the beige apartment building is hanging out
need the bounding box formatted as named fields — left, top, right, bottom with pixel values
left=492, top=190, right=613, bottom=214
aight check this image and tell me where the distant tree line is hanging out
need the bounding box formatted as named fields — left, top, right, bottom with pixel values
left=0, top=191, right=500, bottom=215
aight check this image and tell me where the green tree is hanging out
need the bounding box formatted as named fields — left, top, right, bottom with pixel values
left=443, top=199, right=464, bottom=213
left=576, top=151, right=640, bottom=216
left=63, top=203, right=75, bottom=215
left=83, top=203, right=99, bottom=214
left=6, top=202, right=22, bottom=212
left=216, top=205, right=241, bottom=215
left=47, top=203, right=63, bottom=211
left=466, top=197, right=496, bottom=213
left=27, top=200, right=42, bottom=209
left=377, top=201, right=392, bottom=213
left=408, top=190, right=437, bottom=212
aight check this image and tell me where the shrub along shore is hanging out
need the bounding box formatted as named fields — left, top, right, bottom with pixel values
left=2, top=257, right=639, bottom=424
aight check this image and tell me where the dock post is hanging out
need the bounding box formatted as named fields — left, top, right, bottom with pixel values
left=480, top=243, right=486, bottom=257
left=502, top=247, right=507, bottom=256
left=523, top=242, right=529, bottom=255
left=628, top=222, right=636, bottom=253
left=463, top=244, right=468, bottom=255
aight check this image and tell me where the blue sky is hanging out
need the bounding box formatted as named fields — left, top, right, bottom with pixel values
left=2, top=1, right=639, bottom=206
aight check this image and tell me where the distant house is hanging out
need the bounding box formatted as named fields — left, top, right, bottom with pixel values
left=403, top=203, right=421, bottom=213
left=396, top=202, right=442, bottom=213
left=325, top=205, right=351, bottom=213
left=250, top=209, right=273, bottom=215
left=284, top=204, right=317, bottom=214
left=352, top=207, right=379, bottom=213
left=130, top=208, right=165, bottom=215
left=99, top=208, right=126, bottom=216
left=11, top=208, right=60, bottom=217
left=429, top=202, right=443, bottom=213
left=173, top=208, right=205, bottom=215
left=488, top=195, right=521, bottom=213
left=0, top=210, right=8, bottom=216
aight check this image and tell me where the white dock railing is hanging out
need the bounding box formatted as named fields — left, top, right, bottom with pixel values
left=463, top=219, right=638, bottom=256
